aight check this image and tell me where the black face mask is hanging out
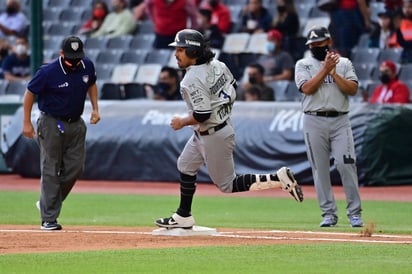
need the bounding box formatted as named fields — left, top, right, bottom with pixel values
left=310, top=45, right=329, bottom=61
left=277, top=6, right=286, bottom=13
left=249, top=76, right=258, bottom=84
left=379, top=73, right=391, bottom=84
left=62, top=57, right=82, bottom=70
left=209, top=0, right=218, bottom=8
left=156, top=82, right=171, bottom=94
left=6, top=6, right=18, bottom=14
left=0, top=48, right=8, bottom=58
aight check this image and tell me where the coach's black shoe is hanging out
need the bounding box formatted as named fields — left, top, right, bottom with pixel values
left=155, top=213, right=195, bottom=229
left=41, top=221, right=62, bottom=231
left=276, top=167, right=304, bottom=202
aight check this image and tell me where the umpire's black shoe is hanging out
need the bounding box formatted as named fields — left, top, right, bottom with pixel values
left=41, top=221, right=62, bottom=231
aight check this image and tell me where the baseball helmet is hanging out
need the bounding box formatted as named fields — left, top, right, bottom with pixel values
left=169, top=29, right=205, bottom=58
left=305, top=26, right=331, bottom=45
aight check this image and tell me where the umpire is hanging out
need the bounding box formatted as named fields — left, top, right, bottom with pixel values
left=294, top=26, right=363, bottom=228
left=22, top=36, right=100, bottom=230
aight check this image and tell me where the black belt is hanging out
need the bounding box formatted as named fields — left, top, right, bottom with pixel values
left=304, top=111, right=348, bottom=117
left=41, top=112, right=80, bottom=123
left=199, top=121, right=227, bottom=136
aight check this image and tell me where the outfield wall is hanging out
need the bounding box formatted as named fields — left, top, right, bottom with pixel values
left=2, top=101, right=412, bottom=186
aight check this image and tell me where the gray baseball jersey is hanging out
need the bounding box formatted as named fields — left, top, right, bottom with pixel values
left=294, top=55, right=362, bottom=219
left=295, top=56, right=358, bottom=112
left=177, top=59, right=238, bottom=192
left=180, top=59, right=237, bottom=132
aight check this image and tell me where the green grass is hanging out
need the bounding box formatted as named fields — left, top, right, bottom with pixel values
left=0, top=191, right=411, bottom=273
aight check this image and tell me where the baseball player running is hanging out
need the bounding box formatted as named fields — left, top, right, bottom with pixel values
left=294, top=26, right=363, bottom=227
left=155, top=29, right=303, bottom=229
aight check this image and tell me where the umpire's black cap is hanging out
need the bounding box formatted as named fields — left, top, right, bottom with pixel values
left=305, top=26, right=331, bottom=45
left=61, top=36, right=85, bottom=59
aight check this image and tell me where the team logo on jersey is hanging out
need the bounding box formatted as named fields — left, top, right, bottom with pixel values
left=71, top=42, right=79, bottom=51
left=82, top=75, right=89, bottom=83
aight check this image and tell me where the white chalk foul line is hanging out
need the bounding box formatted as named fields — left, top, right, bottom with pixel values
left=1, top=229, right=411, bottom=244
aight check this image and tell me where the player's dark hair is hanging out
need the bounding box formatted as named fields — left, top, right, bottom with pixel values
left=196, top=39, right=215, bottom=65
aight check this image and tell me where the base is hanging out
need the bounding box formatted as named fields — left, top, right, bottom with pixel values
left=152, top=225, right=218, bottom=236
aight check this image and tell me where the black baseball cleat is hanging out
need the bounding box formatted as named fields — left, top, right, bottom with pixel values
left=40, top=221, right=62, bottom=231
left=155, top=213, right=195, bottom=229
left=276, top=167, right=304, bottom=202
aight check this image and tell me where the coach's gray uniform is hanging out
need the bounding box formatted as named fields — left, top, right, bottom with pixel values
left=177, top=59, right=237, bottom=193
left=295, top=55, right=362, bottom=219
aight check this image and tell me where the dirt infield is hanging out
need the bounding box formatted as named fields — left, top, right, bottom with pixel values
left=1, top=174, right=412, bottom=254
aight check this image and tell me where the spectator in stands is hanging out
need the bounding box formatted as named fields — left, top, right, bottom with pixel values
left=199, top=0, right=232, bottom=34
left=272, top=0, right=300, bottom=40
left=145, top=0, right=198, bottom=49
left=0, top=38, right=10, bottom=79
left=0, top=0, right=29, bottom=38
left=369, top=60, right=410, bottom=103
left=130, top=0, right=147, bottom=21
left=78, top=1, right=109, bottom=36
left=149, top=66, right=182, bottom=100
left=238, top=0, right=273, bottom=34
left=390, top=0, right=412, bottom=63
left=239, top=63, right=274, bottom=101
left=91, top=0, right=136, bottom=38
left=197, top=8, right=224, bottom=49
left=369, top=9, right=394, bottom=48
left=328, top=0, right=371, bottom=58
left=2, top=36, right=30, bottom=81
left=257, top=29, right=294, bottom=82
left=243, top=85, right=262, bottom=101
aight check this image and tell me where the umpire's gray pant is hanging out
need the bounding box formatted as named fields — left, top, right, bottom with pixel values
left=37, top=114, right=86, bottom=222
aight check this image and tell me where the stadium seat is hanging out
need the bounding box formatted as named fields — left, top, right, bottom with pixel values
left=47, top=0, right=71, bottom=8
left=145, top=49, right=173, bottom=66
left=100, top=83, right=124, bottom=100
left=95, top=64, right=113, bottom=81
left=246, top=33, right=268, bottom=54
left=107, top=35, right=134, bottom=50
left=111, top=63, right=139, bottom=84
left=378, top=48, right=403, bottom=64
left=59, top=8, right=86, bottom=22
left=135, top=20, right=155, bottom=34
left=351, top=48, right=380, bottom=65
left=84, top=36, right=109, bottom=50
left=222, top=33, right=250, bottom=54
left=5, top=80, right=29, bottom=96
left=47, top=22, right=77, bottom=36
left=130, top=33, right=155, bottom=49
left=355, top=63, right=375, bottom=81
left=120, top=49, right=148, bottom=64
left=95, top=50, right=123, bottom=65
left=124, top=83, right=147, bottom=99
left=398, top=63, right=412, bottom=82
left=135, top=64, right=162, bottom=86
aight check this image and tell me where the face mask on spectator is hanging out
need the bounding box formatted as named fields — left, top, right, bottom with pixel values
left=248, top=76, right=258, bottom=84
left=266, top=42, right=276, bottom=52
left=15, top=44, right=27, bottom=56
left=93, top=8, right=106, bottom=19
left=379, top=73, right=391, bottom=84
left=277, top=5, right=286, bottom=13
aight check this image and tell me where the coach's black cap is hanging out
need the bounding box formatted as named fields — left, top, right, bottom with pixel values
left=61, top=36, right=85, bottom=59
left=305, top=26, right=331, bottom=45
